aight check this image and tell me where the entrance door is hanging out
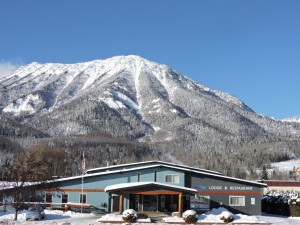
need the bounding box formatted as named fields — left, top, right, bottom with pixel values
left=143, top=195, right=158, bottom=211
left=112, top=196, right=120, bottom=212
left=160, top=195, right=165, bottom=212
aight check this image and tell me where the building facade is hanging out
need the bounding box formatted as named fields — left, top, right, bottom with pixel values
left=3, top=161, right=266, bottom=215
left=42, top=161, right=266, bottom=215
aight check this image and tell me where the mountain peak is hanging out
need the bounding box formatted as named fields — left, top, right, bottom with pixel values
left=0, top=55, right=253, bottom=118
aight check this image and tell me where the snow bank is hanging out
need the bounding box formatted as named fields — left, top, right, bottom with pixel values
left=0, top=209, right=96, bottom=224
left=97, top=212, right=151, bottom=223
left=164, top=207, right=262, bottom=223
left=1, top=207, right=265, bottom=224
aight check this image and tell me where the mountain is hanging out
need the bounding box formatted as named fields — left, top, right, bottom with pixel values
left=1, top=55, right=300, bottom=178
left=282, top=117, right=300, bottom=123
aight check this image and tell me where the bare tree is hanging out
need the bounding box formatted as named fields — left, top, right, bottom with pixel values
left=1, top=145, right=64, bottom=220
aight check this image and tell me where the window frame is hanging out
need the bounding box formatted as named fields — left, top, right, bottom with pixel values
left=165, top=174, right=180, bottom=183
left=229, top=196, right=245, bottom=206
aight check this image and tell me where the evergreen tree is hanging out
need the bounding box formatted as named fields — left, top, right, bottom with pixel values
left=262, top=165, right=269, bottom=180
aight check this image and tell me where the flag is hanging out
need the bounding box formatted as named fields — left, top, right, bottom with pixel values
left=82, top=151, right=85, bottom=175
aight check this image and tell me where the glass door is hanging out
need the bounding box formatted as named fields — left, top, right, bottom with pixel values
left=143, top=195, right=158, bottom=211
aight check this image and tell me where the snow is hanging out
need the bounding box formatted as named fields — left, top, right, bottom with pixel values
left=3, top=94, right=40, bottom=115
left=1, top=207, right=300, bottom=224
left=282, top=117, right=300, bottom=123
left=104, top=182, right=197, bottom=193
left=122, top=209, right=137, bottom=217
left=148, top=105, right=162, bottom=114
left=212, top=90, right=246, bottom=109
left=271, top=159, right=300, bottom=172
left=100, top=97, right=126, bottom=110
left=0, top=209, right=97, bottom=225
left=1, top=55, right=252, bottom=118
left=182, top=210, right=197, bottom=219
left=110, top=89, right=140, bottom=114
left=170, top=109, right=178, bottom=114
left=97, top=213, right=151, bottom=223
left=152, top=126, right=161, bottom=131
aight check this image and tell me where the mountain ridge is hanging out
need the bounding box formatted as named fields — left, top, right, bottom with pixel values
left=1, top=55, right=300, bottom=178
left=0, top=55, right=252, bottom=117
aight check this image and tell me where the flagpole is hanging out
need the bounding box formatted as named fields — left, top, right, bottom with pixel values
left=81, top=151, right=85, bottom=213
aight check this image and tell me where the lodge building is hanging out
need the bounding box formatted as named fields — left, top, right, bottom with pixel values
left=43, top=161, right=266, bottom=215
left=1, top=161, right=267, bottom=215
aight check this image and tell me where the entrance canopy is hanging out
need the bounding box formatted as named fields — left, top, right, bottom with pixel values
left=104, top=182, right=197, bottom=195
left=105, top=182, right=197, bottom=214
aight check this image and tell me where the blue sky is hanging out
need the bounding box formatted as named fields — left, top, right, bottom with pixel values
left=0, top=0, right=299, bottom=119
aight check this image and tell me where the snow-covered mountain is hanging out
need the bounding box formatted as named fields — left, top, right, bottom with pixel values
left=282, top=117, right=300, bottom=123
left=1, top=55, right=300, bottom=174
left=1, top=55, right=248, bottom=116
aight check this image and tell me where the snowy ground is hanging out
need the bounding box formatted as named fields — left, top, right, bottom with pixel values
left=1, top=208, right=300, bottom=224
left=271, top=159, right=300, bottom=172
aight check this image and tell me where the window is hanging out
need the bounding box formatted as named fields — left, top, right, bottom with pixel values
left=165, top=174, right=180, bottom=183
left=154, top=171, right=157, bottom=182
left=190, top=195, right=210, bottom=209
left=229, top=196, right=245, bottom=206
left=80, top=194, right=87, bottom=204
left=62, top=194, right=68, bottom=203
left=45, top=193, right=52, bottom=203
left=137, top=172, right=141, bottom=182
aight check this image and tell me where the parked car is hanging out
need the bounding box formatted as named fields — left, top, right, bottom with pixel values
left=25, top=206, right=45, bottom=221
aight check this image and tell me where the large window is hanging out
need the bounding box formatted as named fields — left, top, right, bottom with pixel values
left=190, top=195, right=210, bottom=209
left=229, top=196, right=245, bottom=206
left=165, top=174, right=180, bottom=183
left=80, top=194, right=87, bottom=204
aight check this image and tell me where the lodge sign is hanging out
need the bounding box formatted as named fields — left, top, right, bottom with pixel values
left=193, top=185, right=253, bottom=191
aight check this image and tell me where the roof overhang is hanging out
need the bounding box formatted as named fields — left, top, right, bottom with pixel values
left=105, top=182, right=197, bottom=195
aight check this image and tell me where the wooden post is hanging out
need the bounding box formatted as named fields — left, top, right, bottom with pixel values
left=119, top=194, right=123, bottom=214
left=178, top=193, right=183, bottom=215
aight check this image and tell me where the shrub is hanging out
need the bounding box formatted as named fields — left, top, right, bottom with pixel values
left=289, top=198, right=300, bottom=217
left=183, top=210, right=198, bottom=224
left=220, top=211, right=234, bottom=223
left=137, top=212, right=148, bottom=219
left=122, top=209, right=137, bottom=223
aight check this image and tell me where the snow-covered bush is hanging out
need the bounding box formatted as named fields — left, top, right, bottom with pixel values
left=122, top=209, right=137, bottom=223
left=262, top=191, right=300, bottom=216
left=183, top=210, right=198, bottom=224
left=220, top=211, right=234, bottom=222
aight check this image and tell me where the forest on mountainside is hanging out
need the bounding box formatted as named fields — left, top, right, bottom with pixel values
left=1, top=56, right=300, bottom=181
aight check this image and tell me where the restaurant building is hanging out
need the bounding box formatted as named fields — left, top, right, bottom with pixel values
left=45, top=161, right=266, bottom=215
